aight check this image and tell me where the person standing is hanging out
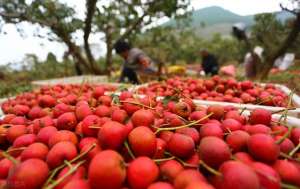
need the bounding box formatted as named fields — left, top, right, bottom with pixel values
left=114, top=40, right=157, bottom=84
left=200, top=49, right=219, bottom=76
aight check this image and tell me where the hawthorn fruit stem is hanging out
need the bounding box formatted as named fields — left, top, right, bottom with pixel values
left=281, top=182, right=300, bottom=189
left=164, top=151, right=198, bottom=168
left=6, top=147, right=27, bottom=153
left=280, top=152, right=300, bottom=163
left=272, top=108, right=296, bottom=114
left=199, top=160, right=222, bottom=177
left=124, top=140, right=135, bottom=159
left=154, top=113, right=213, bottom=134
left=153, top=156, right=175, bottom=163
left=1, top=151, right=19, bottom=165
left=275, top=126, right=293, bottom=145
left=44, top=160, right=85, bottom=189
left=119, top=100, right=156, bottom=110
left=289, top=140, right=300, bottom=157
left=45, top=143, right=96, bottom=186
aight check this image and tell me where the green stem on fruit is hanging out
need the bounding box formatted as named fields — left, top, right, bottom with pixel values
left=64, top=160, right=73, bottom=168
left=119, top=100, right=156, bottom=110
left=154, top=113, right=213, bottom=134
left=275, top=126, right=293, bottom=145
left=44, top=160, right=85, bottom=189
left=164, top=151, right=198, bottom=168
left=239, top=107, right=247, bottom=115
left=89, top=126, right=101, bottom=129
left=153, top=156, right=175, bottom=163
left=45, top=143, right=96, bottom=186
left=199, top=160, right=222, bottom=177
left=289, top=140, right=300, bottom=157
left=272, top=108, right=296, bottom=115
left=1, top=151, right=19, bottom=165
left=281, top=182, right=300, bottom=189
left=279, top=90, right=294, bottom=124
left=270, top=130, right=284, bottom=136
left=279, top=152, right=300, bottom=163
left=124, top=140, right=135, bottom=159
left=6, top=147, right=27, bottom=153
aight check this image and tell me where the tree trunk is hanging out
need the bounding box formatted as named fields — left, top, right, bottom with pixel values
left=105, top=28, right=113, bottom=76
left=258, top=14, right=300, bottom=80
left=54, top=27, right=102, bottom=75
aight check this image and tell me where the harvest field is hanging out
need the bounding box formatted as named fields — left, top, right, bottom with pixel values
left=1, top=0, right=300, bottom=189
left=0, top=79, right=299, bottom=189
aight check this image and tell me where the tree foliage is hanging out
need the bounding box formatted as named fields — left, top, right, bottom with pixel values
left=0, top=0, right=190, bottom=75
left=247, top=0, right=300, bottom=79
left=134, top=27, right=245, bottom=66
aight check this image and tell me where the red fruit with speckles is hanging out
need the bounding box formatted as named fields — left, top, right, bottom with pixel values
left=207, top=105, right=224, bottom=120
left=167, top=133, right=195, bottom=159
left=81, top=115, right=102, bottom=137
left=198, top=137, right=231, bottom=168
left=28, top=106, right=46, bottom=119
left=217, top=161, right=260, bottom=189
left=98, top=121, right=126, bottom=150
left=88, top=150, right=126, bottom=189
left=6, top=125, right=27, bottom=143
left=160, top=160, right=184, bottom=182
left=7, top=159, right=49, bottom=189
left=221, top=118, right=242, bottom=132
left=13, top=134, right=37, bottom=148
left=128, top=126, right=156, bottom=157
left=57, top=112, right=77, bottom=130
left=37, top=126, right=58, bottom=145
left=46, top=141, right=77, bottom=168
left=93, top=86, right=105, bottom=99
left=176, top=128, right=200, bottom=144
left=248, top=134, right=279, bottom=163
left=273, top=160, right=300, bottom=186
left=173, top=102, right=192, bottom=118
left=131, top=109, right=155, bottom=127
left=38, top=95, right=56, bottom=108
left=63, top=179, right=90, bottom=189
left=291, top=127, right=300, bottom=145
left=226, top=130, right=250, bottom=152
left=199, top=123, right=223, bottom=139
left=249, top=108, right=272, bottom=126
left=20, top=142, right=49, bottom=161
left=148, top=182, right=174, bottom=189
left=48, top=130, right=78, bottom=147
left=53, top=103, right=72, bottom=118
left=55, top=164, right=86, bottom=189
left=75, top=104, right=92, bottom=121
left=127, top=157, right=159, bottom=189
left=174, top=169, right=206, bottom=189
left=185, top=181, right=215, bottom=189
left=111, top=109, right=128, bottom=123
left=94, top=105, right=111, bottom=117
left=0, top=158, right=13, bottom=179
left=252, top=162, right=281, bottom=189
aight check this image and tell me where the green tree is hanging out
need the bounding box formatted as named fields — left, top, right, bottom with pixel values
left=241, top=1, right=300, bottom=80
left=0, top=0, right=190, bottom=75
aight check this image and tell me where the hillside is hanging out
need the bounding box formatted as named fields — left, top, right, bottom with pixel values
left=163, top=6, right=294, bottom=38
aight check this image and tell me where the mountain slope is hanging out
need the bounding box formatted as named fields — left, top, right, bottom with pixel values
left=163, top=6, right=294, bottom=38
left=164, top=6, right=254, bottom=27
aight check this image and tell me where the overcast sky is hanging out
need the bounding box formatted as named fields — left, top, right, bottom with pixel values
left=0, top=0, right=285, bottom=65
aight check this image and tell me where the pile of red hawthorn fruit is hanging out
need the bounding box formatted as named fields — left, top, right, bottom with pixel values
left=137, top=76, right=290, bottom=107
left=0, top=83, right=300, bottom=189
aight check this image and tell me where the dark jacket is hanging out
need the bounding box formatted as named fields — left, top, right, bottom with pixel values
left=202, top=54, right=219, bottom=75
